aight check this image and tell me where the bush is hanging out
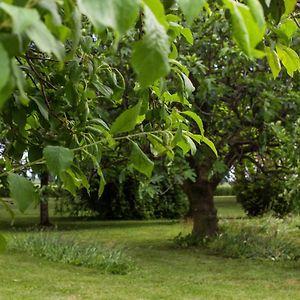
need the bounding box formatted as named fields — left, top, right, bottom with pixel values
left=9, top=233, right=134, bottom=274
left=55, top=155, right=194, bottom=220
left=234, top=171, right=291, bottom=217
left=214, top=183, right=234, bottom=196
left=174, top=218, right=300, bottom=261
left=208, top=219, right=300, bottom=261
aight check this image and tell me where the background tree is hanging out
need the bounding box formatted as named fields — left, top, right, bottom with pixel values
left=178, top=4, right=300, bottom=238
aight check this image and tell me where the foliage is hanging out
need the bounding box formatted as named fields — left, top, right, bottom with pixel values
left=175, top=218, right=300, bottom=261
left=9, top=233, right=133, bottom=274
left=0, top=0, right=220, bottom=214
left=234, top=166, right=292, bottom=217
left=214, top=183, right=234, bottom=196
left=173, top=232, right=205, bottom=247
left=208, top=219, right=300, bottom=261
left=270, top=118, right=300, bottom=213
left=0, top=0, right=297, bottom=216
left=175, top=3, right=300, bottom=237
left=55, top=155, right=194, bottom=219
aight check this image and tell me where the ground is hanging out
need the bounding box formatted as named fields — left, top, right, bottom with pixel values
left=0, top=196, right=300, bottom=300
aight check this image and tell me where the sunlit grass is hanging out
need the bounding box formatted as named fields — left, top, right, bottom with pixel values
left=0, top=197, right=300, bottom=299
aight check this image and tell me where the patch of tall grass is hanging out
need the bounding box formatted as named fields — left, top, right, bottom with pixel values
left=175, top=217, right=300, bottom=261
left=9, top=233, right=134, bottom=274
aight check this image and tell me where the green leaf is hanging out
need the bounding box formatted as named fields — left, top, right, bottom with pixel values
left=184, top=132, right=202, bottom=144
left=177, top=139, right=191, bottom=155
left=8, top=174, right=38, bottom=213
left=202, top=136, right=218, bottom=157
left=38, top=0, right=61, bottom=25
left=143, top=0, right=168, bottom=26
left=284, top=0, right=297, bottom=15
left=223, top=0, right=265, bottom=57
left=71, top=166, right=90, bottom=192
left=276, top=44, right=300, bottom=77
left=181, top=74, right=195, bottom=97
left=70, top=6, right=82, bottom=57
left=31, top=97, right=49, bottom=120
left=0, top=234, right=6, bottom=253
left=278, top=19, right=298, bottom=43
left=97, top=167, right=106, bottom=197
left=182, top=111, right=204, bottom=136
left=11, top=60, right=29, bottom=106
left=0, top=34, right=22, bottom=57
left=130, top=141, right=154, bottom=178
left=171, top=126, right=183, bottom=147
left=184, top=135, right=196, bottom=155
left=0, top=76, right=14, bottom=109
left=77, top=0, right=139, bottom=36
left=111, top=101, right=142, bottom=134
left=0, top=3, right=64, bottom=59
left=131, top=6, right=170, bottom=87
left=224, top=1, right=251, bottom=55
left=180, top=28, right=193, bottom=45
left=0, top=44, right=10, bottom=92
left=269, top=0, right=285, bottom=23
left=60, top=171, right=77, bottom=195
left=43, top=146, right=74, bottom=176
left=177, top=0, right=207, bottom=24
left=148, top=134, right=167, bottom=156
left=247, top=0, right=265, bottom=29
left=265, top=47, right=281, bottom=78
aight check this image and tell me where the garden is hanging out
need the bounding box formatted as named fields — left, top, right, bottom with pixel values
left=1, top=0, right=300, bottom=299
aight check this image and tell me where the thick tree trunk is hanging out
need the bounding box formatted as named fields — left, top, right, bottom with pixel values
left=184, top=180, right=218, bottom=239
left=39, top=171, right=51, bottom=226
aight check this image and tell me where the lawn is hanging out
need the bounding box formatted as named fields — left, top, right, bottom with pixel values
left=0, top=197, right=300, bottom=300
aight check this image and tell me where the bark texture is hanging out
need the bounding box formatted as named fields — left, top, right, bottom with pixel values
left=185, top=179, right=218, bottom=238
left=184, top=153, right=221, bottom=239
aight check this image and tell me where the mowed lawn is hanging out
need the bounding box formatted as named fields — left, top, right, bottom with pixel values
left=0, top=197, right=300, bottom=300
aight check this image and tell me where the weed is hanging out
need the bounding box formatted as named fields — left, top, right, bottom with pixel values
left=8, top=233, right=134, bottom=274
left=174, top=217, right=300, bottom=261
left=173, top=232, right=208, bottom=248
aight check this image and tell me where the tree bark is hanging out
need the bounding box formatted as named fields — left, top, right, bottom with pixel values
left=39, top=171, right=51, bottom=226
left=184, top=179, right=218, bottom=238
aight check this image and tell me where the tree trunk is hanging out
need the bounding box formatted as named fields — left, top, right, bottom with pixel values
left=184, top=180, right=218, bottom=239
left=39, top=171, right=51, bottom=226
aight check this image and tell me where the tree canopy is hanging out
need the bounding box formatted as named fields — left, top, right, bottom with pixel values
left=0, top=0, right=299, bottom=239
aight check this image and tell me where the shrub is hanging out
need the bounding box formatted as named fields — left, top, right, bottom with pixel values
left=234, top=171, right=291, bottom=217
left=9, top=233, right=134, bottom=274
left=208, top=219, right=300, bottom=261
left=174, top=218, right=300, bottom=261
left=214, top=183, right=234, bottom=196
left=55, top=155, right=194, bottom=220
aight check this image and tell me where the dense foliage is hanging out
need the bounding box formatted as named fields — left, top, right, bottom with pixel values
left=55, top=155, right=193, bottom=219
left=234, top=168, right=291, bottom=217
left=0, top=0, right=298, bottom=246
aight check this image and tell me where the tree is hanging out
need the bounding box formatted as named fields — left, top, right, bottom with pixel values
left=0, top=0, right=298, bottom=237
left=180, top=4, right=300, bottom=238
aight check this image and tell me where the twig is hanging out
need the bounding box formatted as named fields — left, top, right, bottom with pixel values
left=15, top=56, right=39, bottom=90
left=292, top=13, right=300, bottom=29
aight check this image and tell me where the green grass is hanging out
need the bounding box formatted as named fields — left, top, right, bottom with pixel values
left=0, top=197, right=300, bottom=299
left=215, top=196, right=244, bottom=218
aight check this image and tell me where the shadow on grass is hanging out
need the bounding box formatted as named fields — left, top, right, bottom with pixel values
left=0, top=216, right=179, bottom=233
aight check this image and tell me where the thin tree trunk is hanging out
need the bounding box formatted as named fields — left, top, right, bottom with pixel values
left=184, top=180, right=218, bottom=239
left=39, top=171, right=51, bottom=226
